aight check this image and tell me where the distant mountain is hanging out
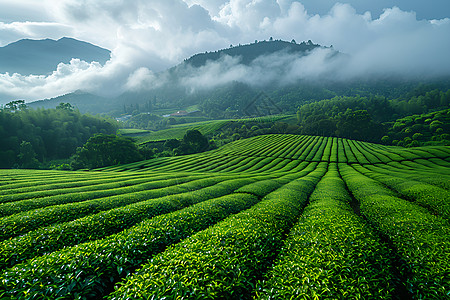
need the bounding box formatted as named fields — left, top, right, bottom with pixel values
left=25, top=40, right=349, bottom=115
left=28, top=91, right=117, bottom=114
left=31, top=39, right=438, bottom=118
left=0, top=37, right=111, bottom=75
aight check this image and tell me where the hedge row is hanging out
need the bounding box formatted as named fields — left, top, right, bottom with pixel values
left=0, top=174, right=190, bottom=216
left=256, top=165, right=397, bottom=299
left=0, top=176, right=258, bottom=270
left=0, top=192, right=261, bottom=299
left=108, top=164, right=327, bottom=299
left=339, top=164, right=450, bottom=299
left=0, top=175, right=215, bottom=241
left=353, top=164, right=450, bottom=219
left=0, top=172, right=128, bottom=198
left=368, top=164, right=450, bottom=190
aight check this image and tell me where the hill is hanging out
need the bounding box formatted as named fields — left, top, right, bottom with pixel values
left=0, top=134, right=449, bottom=298
left=0, top=37, right=111, bottom=75
left=184, top=39, right=326, bottom=67
left=28, top=91, right=117, bottom=114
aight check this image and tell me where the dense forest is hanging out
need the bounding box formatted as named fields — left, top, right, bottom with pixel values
left=0, top=101, right=117, bottom=168
left=295, top=88, right=450, bottom=143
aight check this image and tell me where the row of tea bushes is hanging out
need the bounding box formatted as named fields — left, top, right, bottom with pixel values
left=0, top=175, right=216, bottom=241
left=340, top=164, right=450, bottom=299
left=353, top=164, right=450, bottom=219
left=0, top=176, right=260, bottom=270
left=108, top=165, right=327, bottom=299
left=0, top=174, right=296, bottom=299
left=256, top=164, right=398, bottom=299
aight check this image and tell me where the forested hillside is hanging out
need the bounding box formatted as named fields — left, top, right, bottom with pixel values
left=296, top=89, right=450, bottom=143
left=0, top=101, right=117, bottom=168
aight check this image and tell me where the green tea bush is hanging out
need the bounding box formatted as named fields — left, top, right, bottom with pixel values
left=0, top=177, right=257, bottom=270
left=0, top=193, right=261, bottom=299
left=0, top=174, right=186, bottom=217
left=0, top=175, right=210, bottom=241
left=354, top=164, right=450, bottom=219
left=340, top=164, right=450, bottom=299
left=108, top=167, right=326, bottom=299
left=257, top=165, right=397, bottom=299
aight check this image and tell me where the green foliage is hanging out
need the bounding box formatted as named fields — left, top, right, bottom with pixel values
left=0, top=192, right=261, bottom=299
left=257, top=165, right=397, bottom=299
left=0, top=103, right=117, bottom=168
left=383, top=108, right=450, bottom=147
left=178, top=129, right=209, bottom=154
left=0, top=135, right=448, bottom=299
left=340, top=164, right=450, bottom=299
left=0, top=176, right=255, bottom=272
left=296, top=88, right=450, bottom=144
left=0, top=175, right=208, bottom=241
left=71, top=134, right=142, bottom=169
left=109, top=167, right=326, bottom=299
left=17, top=141, right=39, bottom=169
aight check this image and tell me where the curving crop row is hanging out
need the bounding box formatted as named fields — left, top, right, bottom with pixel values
left=351, top=140, right=382, bottom=164
left=0, top=176, right=259, bottom=271
left=256, top=164, right=398, bottom=299
left=220, top=156, right=266, bottom=173
left=0, top=172, right=135, bottom=197
left=305, top=136, right=326, bottom=162
left=0, top=174, right=198, bottom=218
left=0, top=175, right=294, bottom=299
left=218, top=156, right=264, bottom=173
left=339, top=163, right=450, bottom=299
left=108, top=164, right=327, bottom=299
left=352, top=164, right=450, bottom=219
left=0, top=171, right=121, bottom=192
left=296, top=136, right=321, bottom=161
left=367, top=164, right=450, bottom=190
left=0, top=175, right=220, bottom=241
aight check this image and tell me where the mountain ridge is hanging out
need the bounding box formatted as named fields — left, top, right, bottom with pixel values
left=183, top=39, right=327, bottom=67
left=0, top=37, right=111, bottom=75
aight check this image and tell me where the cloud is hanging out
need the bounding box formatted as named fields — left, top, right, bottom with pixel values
left=0, top=0, right=449, bottom=104
left=178, top=46, right=344, bottom=92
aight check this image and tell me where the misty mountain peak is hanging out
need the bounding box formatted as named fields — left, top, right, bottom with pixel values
left=184, top=39, right=328, bottom=67
left=0, top=37, right=111, bottom=75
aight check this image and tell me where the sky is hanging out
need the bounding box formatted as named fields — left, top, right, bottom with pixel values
left=0, top=0, right=450, bottom=103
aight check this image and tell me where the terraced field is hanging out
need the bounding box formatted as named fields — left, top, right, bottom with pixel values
left=0, top=134, right=449, bottom=299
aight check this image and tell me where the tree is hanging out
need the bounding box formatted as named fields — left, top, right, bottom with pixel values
left=17, top=141, right=39, bottom=169
left=56, top=103, right=74, bottom=111
left=71, top=134, right=142, bottom=169
left=175, top=130, right=209, bottom=155
left=4, top=100, right=27, bottom=111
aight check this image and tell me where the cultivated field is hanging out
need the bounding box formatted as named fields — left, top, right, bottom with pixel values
left=0, top=134, right=449, bottom=299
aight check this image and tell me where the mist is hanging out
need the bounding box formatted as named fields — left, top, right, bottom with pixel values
left=0, top=1, right=449, bottom=104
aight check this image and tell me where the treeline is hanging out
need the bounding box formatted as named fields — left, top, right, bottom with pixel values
left=0, top=102, right=117, bottom=168
left=296, top=88, right=450, bottom=143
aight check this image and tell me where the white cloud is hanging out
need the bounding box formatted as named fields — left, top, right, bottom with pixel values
left=0, top=0, right=449, bottom=103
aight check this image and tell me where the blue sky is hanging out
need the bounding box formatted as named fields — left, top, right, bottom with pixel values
left=0, top=0, right=449, bottom=102
left=300, top=0, right=450, bottom=20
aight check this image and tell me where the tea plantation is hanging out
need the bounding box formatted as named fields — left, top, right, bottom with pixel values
left=0, top=134, right=449, bottom=299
